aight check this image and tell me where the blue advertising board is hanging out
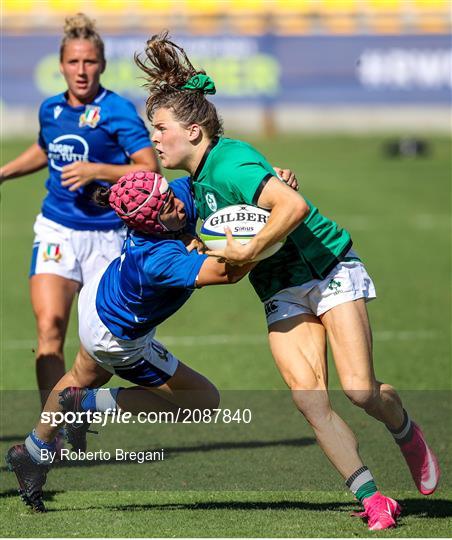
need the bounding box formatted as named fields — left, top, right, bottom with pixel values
left=2, top=34, right=450, bottom=108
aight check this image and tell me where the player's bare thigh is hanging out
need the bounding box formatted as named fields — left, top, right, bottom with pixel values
left=268, top=313, right=328, bottom=391
left=114, top=361, right=220, bottom=415
left=268, top=313, right=333, bottom=425
left=37, top=346, right=112, bottom=438
left=30, top=274, right=80, bottom=347
left=69, top=345, right=113, bottom=388
left=319, top=298, right=376, bottom=391
left=44, top=346, right=112, bottom=396
left=152, top=361, right=220, bottom=410
left=320, top=298, right=404, bottom=427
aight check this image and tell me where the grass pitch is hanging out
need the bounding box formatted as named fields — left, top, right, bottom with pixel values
left=0, top=134, right=451, bottom=537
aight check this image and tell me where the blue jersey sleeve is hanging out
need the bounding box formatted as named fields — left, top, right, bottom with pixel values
left=110, top=99, right=151, bottom=156
left=170, top=176, right=197, bottom=234
left=143, top=241, right=207, bottom=289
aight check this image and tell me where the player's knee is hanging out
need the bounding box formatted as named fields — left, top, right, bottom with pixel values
left=291, top=387, right=330, bottom=424
left=198, top=383, right=220, bottom=410
left=180, top=380, right=220, bottom=411
left=70, top=354, right=111, bottom=388
left=69, top=364, right=95, bottom=388
left=191, top=372, right=220, bottom=410
left=343, top=385, right=378, bottom=410
left=283, top=363, right=327, bottom=394
left=36, top=314, right=66, bottom=347
left=208, top=386, right=221, bottom=410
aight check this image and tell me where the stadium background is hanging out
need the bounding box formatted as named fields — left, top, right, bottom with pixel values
left=1, top=1, right=451, bottom=537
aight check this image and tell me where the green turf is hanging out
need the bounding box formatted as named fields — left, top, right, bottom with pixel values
left=1, top=490, right=451, bottom=538
left=0, top=135, right=451, bottom=537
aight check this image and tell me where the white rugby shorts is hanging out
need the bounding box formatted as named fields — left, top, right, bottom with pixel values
left=264, top=252, right=376, bottom=327
left=78, top=270, right=179, bottom=386
left=29, top=214, right=126, bottom=285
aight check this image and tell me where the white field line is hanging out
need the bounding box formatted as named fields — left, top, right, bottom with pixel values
left=1, top=330, right=439, bottom=351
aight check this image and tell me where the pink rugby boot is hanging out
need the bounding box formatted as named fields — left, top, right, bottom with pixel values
left=399, top=422, right=440, bottom=495
left=352, top=492, right=401, bottom=531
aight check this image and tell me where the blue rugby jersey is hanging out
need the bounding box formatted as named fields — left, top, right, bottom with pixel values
left=95, top=176, right=208, bottom=340
left=38, top=86, right=151, bottom=230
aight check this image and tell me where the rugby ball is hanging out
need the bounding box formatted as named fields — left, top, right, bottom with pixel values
left=199, top=204, right=284, bottom=262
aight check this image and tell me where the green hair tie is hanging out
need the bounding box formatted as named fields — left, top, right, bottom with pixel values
left=181, top=74, right=216, bottom=95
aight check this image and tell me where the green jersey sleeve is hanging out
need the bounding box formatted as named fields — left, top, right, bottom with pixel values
left=211, top=140, right=276, bottom=206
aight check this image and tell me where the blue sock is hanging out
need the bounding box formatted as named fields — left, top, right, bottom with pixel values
left=81, top=388, right=122, bottom=413
left=25, top=430, right=56, bottom=465
left=80, top=389, right=97, bottom=412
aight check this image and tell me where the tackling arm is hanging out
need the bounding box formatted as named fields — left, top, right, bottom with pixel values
left=178, top=232, right=255, bottom=288
left=195, top=256, right=257, bottom=288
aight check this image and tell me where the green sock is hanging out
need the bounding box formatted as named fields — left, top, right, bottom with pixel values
left=346, top=466, right=378, bottom=503
left=355, top=480, right=378, bottom=503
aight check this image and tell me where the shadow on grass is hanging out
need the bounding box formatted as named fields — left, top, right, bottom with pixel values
left=1, top=490, right=451, bottom=520
left=0, top=435, right=28, bottom=442
left=101, top=498, right=452, bottom=519
left=0, top=493, right=356, bottom=514
left=32, top=498, right=452, bottom=519
left=0, top=489, right=62, bottom=502
left=108, top=500, right=358, bottom=513
left=397, top=497, right=452, bottom=519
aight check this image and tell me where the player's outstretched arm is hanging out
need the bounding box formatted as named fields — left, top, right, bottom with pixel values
left=0, top=143, right=48, bottom=183
left=195, top=254, right=256, bottom=288
left=60, top=147, right=160, bottom=192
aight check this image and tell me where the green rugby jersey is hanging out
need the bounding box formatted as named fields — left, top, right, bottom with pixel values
left=192, top=137, right=353, bottom=301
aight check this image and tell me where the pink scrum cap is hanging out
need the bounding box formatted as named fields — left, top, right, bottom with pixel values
left=109, top=171, right=170, bottom=234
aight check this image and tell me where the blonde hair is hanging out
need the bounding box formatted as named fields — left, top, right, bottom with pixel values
left=135, top=31, right=223, bottom=138
left=59, top=13, right=105, bottom=63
